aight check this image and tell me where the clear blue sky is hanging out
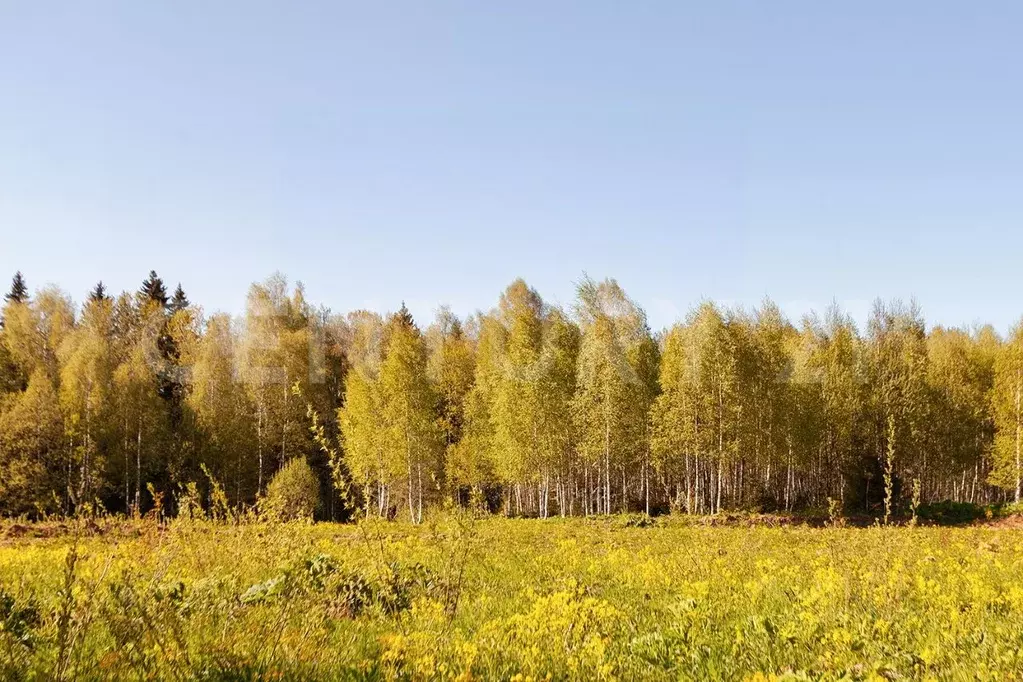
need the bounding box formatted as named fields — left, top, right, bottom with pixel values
left=2, top=2, right=1021, bottom=333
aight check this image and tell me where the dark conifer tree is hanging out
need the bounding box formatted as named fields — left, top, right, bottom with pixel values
left=88, top=281, right=109, bottom=303
left=5, top=272, right=28, bottom=304
left=139, top=270, right=169, bottom=308
left=396, top=301, right=416, bottom=329
left=135, top=271, right=176, bottom=404
left=168, top=284, right=190, bottom=314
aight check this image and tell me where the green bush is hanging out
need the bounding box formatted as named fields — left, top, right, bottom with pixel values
left=916, top=500, right=986, bottom=525
left=260, top=457, right=321, bottom=522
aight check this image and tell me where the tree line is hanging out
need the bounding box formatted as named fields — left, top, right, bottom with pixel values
left=1, top=270, right=1022, bottom=521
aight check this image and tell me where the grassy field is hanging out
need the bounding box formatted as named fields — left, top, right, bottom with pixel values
left=1, top=515, right=1022, bottom=680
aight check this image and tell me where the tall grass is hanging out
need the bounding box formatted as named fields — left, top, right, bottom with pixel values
left=0, top=515, right=1022, bottom=679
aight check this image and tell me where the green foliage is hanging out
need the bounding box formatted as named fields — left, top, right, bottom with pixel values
left=377, top=309, right=442, bottom=523
left=241, top=274, right=323, bottom=496
left=0, top=586, right=40, bottom=668
left=302, top=392, right=351, bottom=512
left=0, top=369, right=63, bottom=514
left=58, top=295, right=115, bottom=509
left=2, top=272, right=1023, bottom=520
left=447, top=314, right=504, bottom=497
left=260, top=457, right=321, bottom=521
left=573, top=276, right=656, bottom=515
left=990, top=322, right=1023, bottom=501
left=187, top=313, right=257, bottom=509
left=427, top=308, right=475, bottom=450
left=916, top=500, right=989, bottom=525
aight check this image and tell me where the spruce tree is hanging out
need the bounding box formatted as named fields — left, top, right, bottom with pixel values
left=395, top=301, right=415, bottom=328
left=169, top=284, right=190, bottom=314
left=139, top=270, right=169, bottom=308
left=88, top=281, right=109, bottom=303
left=5, top=272, right=27, bottom=304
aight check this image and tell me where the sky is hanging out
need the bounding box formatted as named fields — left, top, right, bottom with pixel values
left=2, top=2, right=1022, bottom=334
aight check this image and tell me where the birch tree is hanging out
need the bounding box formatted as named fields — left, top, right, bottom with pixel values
left=338, top=311, right=388, bottom=515
left=572, top=277, right=655, bottom=515
left=59, top=294, right=114, bottom=510
left=991, top=322, right=1023, bottom=502
left=378, top=305, right=442, bottom=523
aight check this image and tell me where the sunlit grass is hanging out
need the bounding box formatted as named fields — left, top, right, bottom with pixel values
left=1, top=516, right=1022, bottom=680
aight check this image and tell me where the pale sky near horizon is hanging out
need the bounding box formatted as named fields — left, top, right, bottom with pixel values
left=2, top=2, right=1022, bottom=334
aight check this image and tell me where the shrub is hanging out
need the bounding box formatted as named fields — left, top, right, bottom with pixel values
left=916, top=500, right=986, bottom=525
left=260, top=457, right=321, bottom=522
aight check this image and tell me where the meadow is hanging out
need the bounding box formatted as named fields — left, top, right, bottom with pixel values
left=1, top=515, right=1022, bottom=681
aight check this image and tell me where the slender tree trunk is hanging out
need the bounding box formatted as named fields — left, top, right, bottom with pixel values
left=584, top=464, right=590, bottom=516
left=281, top=379, right=288, bottom=467
left=256, top=400, right=264, bottom=494
left=83, top=386, right=92, bottom=507
left=716, top=459, right=723, bottom=514
left=695, top=454, right=701, bottom=515
left=716, top=380, right=725, bottom=514
left=67, top=436, right=74, bottom=514
left=417, top=460, right=423, bottom=524
left=406, top=426, right=415, bottom=524
left=644, top=461, right=650, bottom=516
left=1015, top=371, right=1021, bottom=504
left=604, top=397, right=611, bottom=515
left=135, top=414, right=142, bottom=512
left=124, top=413, right=130, bottom=515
